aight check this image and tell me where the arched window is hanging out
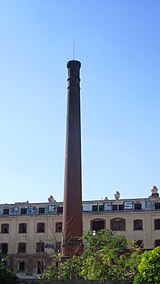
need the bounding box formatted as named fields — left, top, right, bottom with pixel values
left=90, top=219, right=105, bottom=232
left=110, top=218, right=126, bottom=231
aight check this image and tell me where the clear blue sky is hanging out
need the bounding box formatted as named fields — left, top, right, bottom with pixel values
left=0, top=0, right=160, bottom=204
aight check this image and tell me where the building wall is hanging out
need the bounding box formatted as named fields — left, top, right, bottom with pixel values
left=83, top=210, right=160, bottom=249
left=0, top=190, right=160, bottom=276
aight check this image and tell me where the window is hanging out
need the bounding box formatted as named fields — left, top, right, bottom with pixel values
left=99, top=205, right=104, bottom=211
left=91, top=219, right=105, bottom=231
left=155, top=240, right=160, bottom=247
left=1, top=243, right=8, bottom=254
left=37, top=222, right=45, bottom=233
left=37, top=261, right=43, bottom=274
left=119, top=204, right=124, bottom=211
left=3, top=209, right=9, bottom=215
left=92, top=205, right=98, bottom=212
left=135, top=240, right=143, bottom=248
left=1, top=224, right=9, bottom=233
left=21, top=208, right=27, bottom=214
left=112, top=204, right=124, bottom=211
left=154, top=219, right=160, bottom=230
left=55, top=222, right=62, bottom=232
left=19, top=223, right=27, bottom=233
left=110, top=218, right=126, bottom=231
left=155, top=203, right=160, bottom=210
left=36, top=242, right=44, bottom=252
left=39, top=207, right=45, bottom=214
left=57, top=207, right=63, bottom=214
left=18, top=261, right=25, bottom=271
left=134, top=203, right=142, bottom=210
left=133, top=220, right=143, bottom=230
left=18, top=243, right=26, bottom=253
left=112, top=205, right=117, bottom=211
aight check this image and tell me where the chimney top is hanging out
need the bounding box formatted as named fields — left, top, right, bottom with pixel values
left=67, top=60, right=81, bottom=69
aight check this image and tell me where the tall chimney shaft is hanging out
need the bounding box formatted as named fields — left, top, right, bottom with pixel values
left=62, top=60, right=83, bottom=257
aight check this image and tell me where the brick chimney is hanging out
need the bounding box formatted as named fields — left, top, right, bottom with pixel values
left=62, top=60, right=83, bottom=257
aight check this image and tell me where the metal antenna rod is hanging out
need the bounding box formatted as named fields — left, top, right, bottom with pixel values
left=73, top=36, right=75, bottom=60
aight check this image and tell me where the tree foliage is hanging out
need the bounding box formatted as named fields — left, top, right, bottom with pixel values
left=79, top=230, right=141, bottom=281
left=41, top=229, right=141, bottom=281
left=134, top=246, right=160, bottom=284
left=0, top=255, right=18, bottom=284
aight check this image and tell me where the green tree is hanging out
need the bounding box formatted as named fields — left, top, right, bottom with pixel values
left=41, top=229, right=141, bottom=281
left=38, top=253, right=59, bottom=280
left=0, top=255, right=18, bottom=284
left=83, top=229, right=127, bottom=252
left=59, top=255, right=82, bottom=279
left=134, top=246, right=160, bottom=284
left=79, top=230, right=140, bottom=281
left=110, top=243, right=141, bottom=281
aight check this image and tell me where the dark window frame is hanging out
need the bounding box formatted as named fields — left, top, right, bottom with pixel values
left=99, top=205, right=104, bottom=211
left=39, top=207, right=45, bottom=214
left=154, top=219, right=160, bottom=230
left=18, top=261, right=25, bottom=271
left=37, top=222, right=45, bottom=233
left=57, top=207, right=63, bottom=214
left=92, top=205, right=98, bottom=212
left=119, top=204, right=124, bottom=211
left=37, top=261, right=44, bottom=274
left=19, top=223, right=27, bottom=233
left=21, top=208, right=27, bottom=215
left=90, top=218, right=105, bottom=232
left=112, top=204, right=118, bottom=211
left=134, top=203, right=142, bottom=210
left=110, top=218, right=126, bottom=231
left=36, top=242, right=44, bottom=253
left=155, top=203, right=160, bottom=210
left=1, top=243, right=8, bottom=254
left=133, top=219, right=143, bottom=230
left=3, top=209, right=9, bottom=215
left=18, top=242, right=26, bottom=253
left=1, top=224, right=9, bottom=234
left=155, top=239, right=160, bottom=247
left=55, top=222, right=62, bottom=233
